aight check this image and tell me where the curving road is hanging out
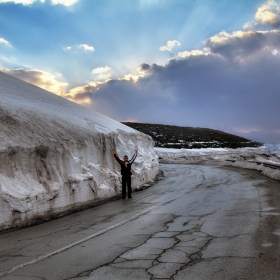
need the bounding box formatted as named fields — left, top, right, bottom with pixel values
left=0, top=164, right=280, bottom=279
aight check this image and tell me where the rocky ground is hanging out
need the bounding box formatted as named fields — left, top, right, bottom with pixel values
left=122, top=122, right=262, bottom=149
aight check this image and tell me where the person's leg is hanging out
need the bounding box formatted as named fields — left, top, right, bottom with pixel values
left=127, top=176, right=132, bottom=198
left=122, top=176, right=127, bottom=199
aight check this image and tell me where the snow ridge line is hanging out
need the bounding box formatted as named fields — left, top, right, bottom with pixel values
left=0, top=205, right=158, bottom=278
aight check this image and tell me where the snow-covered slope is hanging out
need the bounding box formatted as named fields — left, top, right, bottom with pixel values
left=0, top=72, right=158, bottom=231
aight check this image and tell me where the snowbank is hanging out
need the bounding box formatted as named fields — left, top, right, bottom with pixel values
left=264, top=143, right=280, bottom=152
left=155, top=146, right=280, bottom=181
left=0, top=72, right=158, bottom=231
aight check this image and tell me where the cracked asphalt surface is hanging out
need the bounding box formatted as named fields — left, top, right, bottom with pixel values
left=0, top=164, right=280, bottom=279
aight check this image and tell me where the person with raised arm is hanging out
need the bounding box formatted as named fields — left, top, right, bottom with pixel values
left=112, top=148, right=138, bottom=199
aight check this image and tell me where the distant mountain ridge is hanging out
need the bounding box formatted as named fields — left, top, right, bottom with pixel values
left=122, top=122, right=262, bottom=149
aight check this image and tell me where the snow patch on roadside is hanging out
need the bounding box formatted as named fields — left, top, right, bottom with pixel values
left=155, top=146, right=280, bottom=181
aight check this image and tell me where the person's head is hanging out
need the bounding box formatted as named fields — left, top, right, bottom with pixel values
left=123, top=155, right=128, bottom=162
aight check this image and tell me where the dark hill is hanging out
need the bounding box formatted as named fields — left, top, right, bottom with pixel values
left=122, top=122, right=262, bottom=149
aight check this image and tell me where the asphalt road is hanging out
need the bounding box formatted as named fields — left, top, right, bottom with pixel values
left=0, top=164, right=280, bottom=280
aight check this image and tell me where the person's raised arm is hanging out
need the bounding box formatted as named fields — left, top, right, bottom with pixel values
left=129, top=148, right=138, bottom=164
left=112, top=149, right=123, bottom=164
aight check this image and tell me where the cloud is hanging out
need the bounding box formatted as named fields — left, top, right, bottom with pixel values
left=66, top=81, right=104, bottom=105
left=1, top=67, right=68, bottom=95
left=244, top=0, right=280, bottom=29
left=63, top=44, right=94, bottom=52
left=92, top=66, right=111, bottom=80
left=177, top=50, right=208, bottom=59
left=0, top=55, right=9, bottom=62
left=138, top=63, right=151, bottom=71
left=255, top=0, right=280, bottom=27
left=51, top=0, right=78, bottom=6
left=66, top=22, right=280, bottom=143
left=159, top=40, right=181, bottom=52
left=0, top=38, right=12, bottom=47
left=78, top=44, right=94, bottom=51
left=118, top=63, right=151, bottom=82
left=204, top=29, right=280, bottom=59
left=0, top=0, right=78, bottom=5
left=120, top=74, right=142, bottom=82
left=0, top=0, right=44, bottom=5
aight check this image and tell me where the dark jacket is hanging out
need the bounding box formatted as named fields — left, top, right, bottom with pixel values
left=114, top=153, right=137, bottom=176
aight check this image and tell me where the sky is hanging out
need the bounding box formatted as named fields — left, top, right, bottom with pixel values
left=1, top=0, right=280, bottom=143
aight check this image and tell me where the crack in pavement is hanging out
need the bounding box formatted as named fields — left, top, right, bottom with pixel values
left=69, top=213, right=219, bottom=280
left=71, top=205, right=260, bottom=279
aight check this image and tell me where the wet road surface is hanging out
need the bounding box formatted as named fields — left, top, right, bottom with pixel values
left=0, top=164, right=280, bottom=279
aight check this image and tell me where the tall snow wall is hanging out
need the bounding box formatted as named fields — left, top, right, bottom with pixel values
left=0, top=72, right=158, bottom=231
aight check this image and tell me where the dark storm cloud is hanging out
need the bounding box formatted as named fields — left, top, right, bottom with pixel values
left=71, top=29, right=280, bottom=143
left=139, top=63, right=151, bottom=71
left=204, top=30, right=280, bottom=59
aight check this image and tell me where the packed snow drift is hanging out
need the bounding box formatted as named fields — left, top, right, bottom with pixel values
left=155, top=145, right=280, bottom=180
left=0, top=72, right=158, bottom=231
